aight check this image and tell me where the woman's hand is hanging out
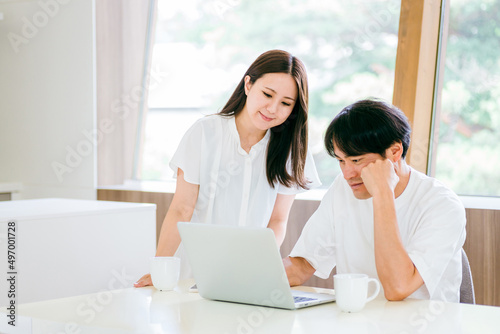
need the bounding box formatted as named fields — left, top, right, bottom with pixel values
left=134, top=273, right=152, bottom=287
left=136, top=168, right=198, bottom=289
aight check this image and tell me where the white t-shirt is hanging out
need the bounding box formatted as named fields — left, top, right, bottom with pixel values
left=170, top=114, right=321, bottom=277
left=290, top=168, right=466, bottom=302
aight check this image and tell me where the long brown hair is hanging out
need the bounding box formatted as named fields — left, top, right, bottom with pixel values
left=218, top=50, right=309, bottom=189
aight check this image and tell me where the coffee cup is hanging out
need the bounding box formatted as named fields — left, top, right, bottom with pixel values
left=334, top=273, right=380, bottom=312
left=150, top=257, right=181, bottom=291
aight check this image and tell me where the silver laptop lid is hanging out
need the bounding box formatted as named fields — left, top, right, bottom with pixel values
left=178, top=222, right=297, bottom=309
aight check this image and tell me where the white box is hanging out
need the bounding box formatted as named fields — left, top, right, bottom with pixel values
left=0, top=198, right=156, bottom=306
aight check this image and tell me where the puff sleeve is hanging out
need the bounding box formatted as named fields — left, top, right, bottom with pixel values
left=169, top=119, right=204, bottom=185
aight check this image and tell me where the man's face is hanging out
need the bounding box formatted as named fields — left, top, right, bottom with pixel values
left=333, top=145, right=385, bottom=200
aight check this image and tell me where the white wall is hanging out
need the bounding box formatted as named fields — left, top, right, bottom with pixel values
left=0, top=0, right=96, bottom=200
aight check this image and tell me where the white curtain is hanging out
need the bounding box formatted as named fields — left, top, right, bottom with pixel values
left=96, top=0, right=157, bottom=186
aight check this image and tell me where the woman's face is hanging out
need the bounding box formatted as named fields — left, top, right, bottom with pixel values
left=243, top=72, right=298, bottom=131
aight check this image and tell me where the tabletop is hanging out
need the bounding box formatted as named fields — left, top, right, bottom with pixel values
left=1, top=280, right=500, bottom=334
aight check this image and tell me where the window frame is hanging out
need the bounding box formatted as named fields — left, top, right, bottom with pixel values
left=392, top=0, right=446, bottom=174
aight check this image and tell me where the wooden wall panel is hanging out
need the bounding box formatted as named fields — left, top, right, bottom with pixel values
left=97, top=188, right=500, bottom=305
left=0, top=193, right=12, bottom=201
left=97, top=189, right=173, bottom=246
left=464, top=209, right=500, bottom=306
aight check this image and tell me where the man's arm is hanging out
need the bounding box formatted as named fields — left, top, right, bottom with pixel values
left=371, top=181, right=424, bottom=300
left=283, top=256, right=316, bottom=286
left=283, top=184, right=337, bottom=287
left=361, top=158, right=424, bottom=300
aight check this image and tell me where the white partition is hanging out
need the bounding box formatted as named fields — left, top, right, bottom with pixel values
left=0, top=198, right=156, bottom=306
left=0, top=0, right=96, bottom=200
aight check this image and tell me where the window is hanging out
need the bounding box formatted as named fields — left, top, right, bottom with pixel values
left=140, top=0, right=401, bottom=187
left=430, top=0, right=500, bottom=196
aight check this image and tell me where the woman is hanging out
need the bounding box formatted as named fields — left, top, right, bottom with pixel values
left=135, top=49, right=321, bottom=286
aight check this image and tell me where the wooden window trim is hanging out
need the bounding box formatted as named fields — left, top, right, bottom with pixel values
left=393, top=0, right=445, bottom=173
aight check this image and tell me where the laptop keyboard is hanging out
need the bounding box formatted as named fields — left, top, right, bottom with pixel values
left=294, top=296, right=316, bottom=303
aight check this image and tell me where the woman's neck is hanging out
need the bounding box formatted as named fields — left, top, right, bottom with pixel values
left=235, top=110, right=267, bottom=153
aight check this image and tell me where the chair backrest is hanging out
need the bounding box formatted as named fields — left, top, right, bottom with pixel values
left=460, top=248, right=475, bottom=304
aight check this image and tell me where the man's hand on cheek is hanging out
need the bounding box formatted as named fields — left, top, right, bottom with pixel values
left=360, top=159, right=399, bottom=198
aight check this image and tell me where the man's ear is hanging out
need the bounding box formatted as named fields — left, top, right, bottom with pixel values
left=387, top=142, right=404, bottom=162
left=244, top=75, right=252, bottom=95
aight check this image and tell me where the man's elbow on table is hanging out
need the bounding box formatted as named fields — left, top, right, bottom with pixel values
left=382, top=278, right=423, bottom=301
left=383, top=287, right=410, bottom=301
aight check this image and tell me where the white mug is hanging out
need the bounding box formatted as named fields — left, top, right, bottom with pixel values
left=334, top=273, right=380, bottom=312
left=150, top=257, right=181, bottom=291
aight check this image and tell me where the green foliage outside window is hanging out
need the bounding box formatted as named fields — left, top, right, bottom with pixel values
left=434, top=0, right=500, bottom=196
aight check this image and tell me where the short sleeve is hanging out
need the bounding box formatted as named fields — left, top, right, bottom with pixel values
left=289, top=185, right=336, bottom=278
left=169, top=120, right=204, bottom=185
left=278, top=149, right=322, bottom=195
left=406, top=194, right=466, bottom=298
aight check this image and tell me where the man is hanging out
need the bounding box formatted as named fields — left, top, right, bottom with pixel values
left=284, top=99, right=466, bottom=302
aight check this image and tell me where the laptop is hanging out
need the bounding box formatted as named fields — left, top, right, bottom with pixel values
left=177, top=222, right=335, bottom=310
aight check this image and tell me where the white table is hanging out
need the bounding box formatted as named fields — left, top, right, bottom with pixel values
left=1, top=280, right=500, bottom=334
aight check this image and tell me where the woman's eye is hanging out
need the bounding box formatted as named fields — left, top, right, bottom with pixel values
left=263, top=92, right=271, bottom=98
left=282, top=102, right=291, bottom=106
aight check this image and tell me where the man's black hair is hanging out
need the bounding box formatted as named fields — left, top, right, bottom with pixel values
left=324, top=99, right=411, bottom=158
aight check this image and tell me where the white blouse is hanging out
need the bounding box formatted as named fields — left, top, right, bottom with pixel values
left=169, top=114, right=321, bottom=277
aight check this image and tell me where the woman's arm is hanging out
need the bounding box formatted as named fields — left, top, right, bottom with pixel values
left=155, top=169, right=199, bottom=257
left=134, top=168, right=199, bottom=287
left=266, top=193, right=295, bottom=247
